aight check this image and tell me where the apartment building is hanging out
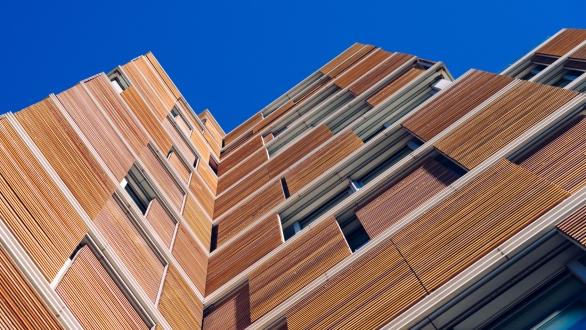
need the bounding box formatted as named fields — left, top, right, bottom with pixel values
left=0, top=28, right=585, bottom=330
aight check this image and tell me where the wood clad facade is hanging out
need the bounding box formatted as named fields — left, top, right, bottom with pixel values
left=402, top=70, right=514, bottom=141
left=158, top=266, right=204, bottom=329
left=189, top=172, right=215, bottom=217
left=334, top=49, right=392, bottom=89
left=349, top=53, right=414, bottom=96
left=435, top=82, right=577, bottom=169
left=182, top=194, right=212, bottom=248
left=140, top=147, right=185, bottom=210
left=557, top=206, right=586, bottom=247
left=145, top=199, right=177, bottom=248
left=249, top=217, right=351, bottom=321
left=321, top=44, right=376, bottom=78
left=203, top=283, right=252, bottom=330
left=217, top=148, right=268, bottom=193
left=218, top=135, right=264, bottom=175
left=224, top=113, right=263, bottom=147
left=535, top=29, right=586, bottom=57
left=172, top=224, right=207, bottom=294
left=145, top=52, right=182, bottom=99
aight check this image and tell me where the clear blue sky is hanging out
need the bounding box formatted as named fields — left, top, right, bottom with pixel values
left=1, top=0, right=585, bottom=132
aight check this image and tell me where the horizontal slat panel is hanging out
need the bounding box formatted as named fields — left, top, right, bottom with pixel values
left=435, top=81, right=577, bottom=169
left=392, top=160, right=569, bottom=292
left=167, top=151, right=191, bottom=184
left=172, top=224, right=207, bottom=294
left=402, top=70, right=514, bottom=141
left=252, top=100, right=296, bottom=134
left=218, top=148, right=269, bottom=194
left=140, top=147, right=185, bottom=210
left=213, top=166, right=270, bottom=219
left=159, top=266, right=203, bottom=330
left=57, top=246, right=149, bottom=330
left=334, top=49, right=392, bottom=89
left=145, top=52, right=181, bottom=99
left=224, top=113, right=263, bottom=147
left=182, top=195, right=212, bottom=249
left=249, top=217, right=351, bottom=321
left=321, top=44, right=376, bottom=78
left=350, top=53, right=414, bottom=96
left=94, top=196, right=164, bottom=302
left=557, top=206, right=586, bottom=246
left=356, top=156, right=461, bottom=238
left=16, top=98, right=116, bottom=220
left=218, top=135, right=264, bottom=175
left=0, top=120, right=87, bottom=280
left=203, top=283, right=251, bottom=330
left=145, top=199, right=176, bottom=248
left=206, top=214, right=283, bottom=294
left=216, top=181, right=285, bottom=246
left=535, top=29, right=586, bottom=57
left=366, top=66, right=425, bottom=106
left=285, top=129, right=364, bottom=194
left=123, top=61, right=171, bottom=121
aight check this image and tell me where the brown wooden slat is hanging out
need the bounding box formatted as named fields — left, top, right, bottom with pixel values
left=570, top=43, right=586, bottom=61
left=334, top=49, right=392, bottom=89
left=57, top=246, right=149, bottom=330
left=182, top=195, right=212, bottom=249
left=158, top=266, right=203, bottom=330
left=145, top=199, right=176, bottom=248
left=123, top=61, right=172, bottom=121
left=392, top=159, right=569, bottom=292
left=252, top=100, right=296, bottom=134
left=140, top=147, right=185, bottom=210
left=162, top=118, right=196, bottom=165
left=213, top=166, right=270, bottom=219
left=356, top=156, right=461, bottom=238
left=249, top=217, right=351, bottom=321
left=366, top=66, right=425, bottom=106
left=203, top=283, right=251, bottom=330
left=16, top=98, right=116, bottom=220
left=172, top=224, right=207, bottom=294
left=285, top=129, right=364, bottom=194
left=197, top=160, right=218, bottom=194
left=145, top=52, right=182, bottom=99
left=321, top=44, right=376, bottom=78
left=350, top=53, right=415, bottom=96
left=536, top=29, right=586, bottom=57
left=189, top=172, right=215, bottom=217
left=217, top=148, right=269, bottom=194
left=224, top=113, right=263, bottom=147
left=435, top=81, right=577, bottom=169
left=190, top=130, right=212, bottom=163
left=402, top=70, right=514, bottom=141
left=133, top=56, right=177, bottom=111
left=167, top=151, right=191, bottom=184
left=206, top=214, right=283, bottom=294
left=218, top=135, right=264, bottom=175
left=558, top=206, right=586, bottom=246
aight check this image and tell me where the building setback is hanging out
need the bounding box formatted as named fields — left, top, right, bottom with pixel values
left=0, top=28, right=586, bottom=329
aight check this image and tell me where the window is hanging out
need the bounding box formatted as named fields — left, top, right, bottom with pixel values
left=337, top=215, right=370, bottom=252
left=121, top=165, right=156, bottom=214
left=170, top=106, right=193, bottom=135
left=208, top=156, right=219, bottom=175
left=521, top=64, right=548, bottom=80
left=107, top=69, right=131, bottom=94
left=551, top=69, right=583, bottom=88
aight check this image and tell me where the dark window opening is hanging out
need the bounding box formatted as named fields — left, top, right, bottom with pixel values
left=521, top=64, right=548, bottom=80
left=551, top=69, right=583, bottom=88
left=210, top=225, right=218, bottom=252
left=122, top=165, right=156, bottom=215
left=337, top=215, right=370, bottom=252
left=281, top=177, right=290, bottom=198
left=208, top=157, right=219, bottom=175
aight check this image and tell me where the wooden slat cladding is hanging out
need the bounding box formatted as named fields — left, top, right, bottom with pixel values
left=216, top=181, right=286, bottom=246
left=435, top=81, right=577, bottom=169
left=172, top=224, right=207, bottom=294
left=203, top=283, right=251, bottom=330
left=557, top=206, right=586, bottom=247
left=206, top=214, right=283, bottom=294
left=94, top=197, right=164, bottom=302
left=140, top=147, right=184, bottom=210
left=285, top=130, right=364, bottom=194
left=267, top=124, right=334, bottom=178
left=200, top=111, right=224, bottom=146
left=218, top=148, right=269, bottom=193
left=158, top=266, right=203, bottom=330
left=366, top=66, right=426, bottom=106
left=182, top=195, right=212, bottom=249
left=213, top=166, right=270, bottom=218
left=392, top=160, right=569, bottom=292
left=334, top=49, right=392, bottom=89
left=570, top=43, right=586, bottom=61
left=517, top=115, right=586, bottom=193
left=287, top=236, right=426, bottom=330
left=321, top=44, right=376, bottom=78
left=84, top=75, right=150, bottom=155
left=145, top=199, right=176, bottom=248
left=189, top=173, right=215, bottom=217
left=16, top=98, right=116, bottom=220
left=535, top=29, right=586, bottom=57
left=350, top=53, right=415, bottom=96
left=0, top=245, right=62, bottom=329
left=402, top=70, right=514, bottom=141
left=56, top=246, right=149, bottom=330
left=57, top=84, right=135, bottom=181
left=167, top=151, right=191, bottom=184
left=249, top=217, right=351, bottom=321
left=197, top=161, right=218, bottom=194
left=252, top=100, right=296, bottom=134
left=218, top=135, right=264, bottom=175
left=122, top=86, right=173, bottom=153
left=204, top=129, right=222, bottom=157
left=356, top=156, right=461, bottom=238
left=146, top=52, right=181, bottom=99
left=133, top=56, right=177, bottom=112
left=190, top=129, right=212, bottom=162
left=0, top=120, right=87, bottom=280
left=123, top=61, right=172, bottom=121
left=162, top=118, right=196, bottom=164
left=224, top=113, right=263, bottom=147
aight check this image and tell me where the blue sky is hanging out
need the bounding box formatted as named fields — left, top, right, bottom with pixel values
left=1, top=1, right=585, bottom=132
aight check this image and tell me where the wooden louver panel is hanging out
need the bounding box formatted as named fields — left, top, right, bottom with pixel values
left=285, top=129, right=364, bottom=194
left=0, top=120, right=87, bottom=281
left=557, top=206, right=586, bottom=247
left=435, top=81, right=577, bottom=169
left=249, top=217, right=351, bottom=321
left=94, top=197, right=164, bottom=302
left=252, top=100, right=296, bottom=134
left=392, top=160, right=569, bottom=292
left=334, top=49, right=393, bottom=89
left=158, top=266, right=204, bottom=330
left=182, top=195, right=212, bottom=249
left=206, top=214, right=283, bottom=294
left=172, top=224, right=207, bottom=294
left=218, top=148, right=269, bottom=194
left=197, top=160, right=218, bottom=194
left=213, top=166, right=270, bottom=219
left=123, top=61, right=172, bottom=121
left=350, top=53, right=415, bottom=96
left=321, top=44, right=376, bottom=78
left=356, top=156, right=461, bottom=238
left=16, top=98, right=116, bottom=220
left=57, top=84, right=135, bottom=182
left=189, top=172, right=215, bottom=216
left=366, top=66, right=426, bottom=106
left=162, top=118, right=196, bottom=164
left=0, top=244, right=62, bottom=329
left=203, top=283, right=252, bottom=330
left=133, top=57, right=177, bottom=113
left=402, top=70, right=514, bottom=141
left=145, top=199, right=176, bottom=248
left=56, top=246, right=149, bottom=330
left=167, top=151, right=191, bottom=184
left=224, top=113, right=263, bottom=147
left=535, top=29, right=586, bottom=57
left=218, top=134, right=264, bottom=175
left=570, top=43, right=586, bottom=61
left=517, top=114, right=586, bottom=193
left=140, top=147, right=184, bottom=210
left=146, top=52, right=182, bottom=99
left=286, top=235, right=426, bottom=330
left=190, top=129, right=212, bottom=163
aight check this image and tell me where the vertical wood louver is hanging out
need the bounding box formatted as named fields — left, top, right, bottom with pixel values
left=217, top=148, right=268, bottom=193
left=94, top=196, right=165, bottom=302
left=140, top=147, right=184, bottom=210
left=557, top=206, right=586, bottom=247
left=535, top=29, right=586, bottom=57
left=356, top=156, right=462, bottom=238
left=517, top=115, right=586, bottom=193
left=56, top=246, right=149, bottom=330
left=435, top=82, right=577, bottom=169
left=123, top=60, right=174, bottom=121
left=365, top=66, right=426, bottom=106
left=145, top=52, right=182, bottom=99
left=190, top=129, right=212, bottom=162
left=172, top=224, right=207, bottom=294
left=158, top=266, right=204, bottom=329
left=334, top=49, right=392, bottom=89
left=402, top=70, right=514, bottom=141
left=189, top=173, right=214, bottom=217
left=167, top=151, right=191, bottom=184
left=0, top=245, right=62, bottom=329
left=392, top=160, right=569, bottom=292
left=249, top=217, right=351, bottom=321
left=145, top=199, right=176, bottom=248
left=57, top=84, right=135, bottom=182
left=133, top=57, right=177, bottom=113
left=203, top=283, right=252, bottom=330
left=197, top=160, right=218, bottom=193
left=350, top=53, right=415, bottom=96
left=252, top=100, right=296, bottom=134
left=182, top=195, right=212, bottom=249
left=162, top=118, right=196, bottom=164
left=223, top=113, right=263, bottom=147
left=16, top=98, right=116, bottom=220
left=320, top=44, right=376, bottom=78
left=0, top=120, right=87, bottom=281
left=213, top=165, right=271, bottom=218
left=218, top=135, right=264, bottom=175
left=206, top=214, right=283, bottom=294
